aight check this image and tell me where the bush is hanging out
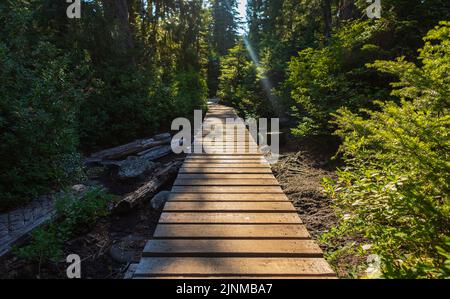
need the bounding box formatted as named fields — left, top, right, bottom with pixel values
left=172, top=69, right=208, bottom=117
left=322, top=22, right=450, bottom=278
left=0, top=4, right=87, bottom=210
left=15, top=187, right=115, bottom=263
left=286, top=20, right=394, bottom=136
left=78, top=68, right=164, bottom=150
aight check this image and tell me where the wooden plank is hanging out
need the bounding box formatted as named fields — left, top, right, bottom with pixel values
left=185, top=159, right=266, bottom=163
left=163, top=201, right=295, bottom=212
left=179, top=168, right=273, bottom=174
left=159, top=212, right=302, bottom=224
left=137, top=276, right=335, bottom=279
left=174, top=179, right=279, bottom=186
left=167, top=193, right=289, bottom=202
left=196, top=148, right=260, bottom=152
left=171, top=186, right=283, bottom=193
left=194, top=141, right=258, bottom=144
left=177, top=174, right=275, bottom=179
left=182, top=163, right=269, bottom=168
left=186, top=154, right=265, bottom=161
left=186, top=157, right=265, bottom=161
left=142, top=239, right=323, bottom=257
left=184, top=160, right=268, bottom=164
left=197, top=144, right=257, bottom=147
left=195, top=146, right=258, bottom=148
left=153, top=224, right=310, bottom=239
left=195, top=150, right=262, bottom=154
left=134, top=257, right=335, bottom=277
left=189, top=153, right=262, bottom=158
left=197, top=137, right=256, bottom=141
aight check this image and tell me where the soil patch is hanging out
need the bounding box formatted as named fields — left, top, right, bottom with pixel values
left=272, top=136, right=364, bottom=278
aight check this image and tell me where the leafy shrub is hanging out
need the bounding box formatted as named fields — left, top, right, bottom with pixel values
left=322, top=22, right=450, bottom=278
left=0, top=4, right=87, bottom=210
left=78, top=68, right=164, bottom=150
left=287, top=20, right=394, bottom=136
left=172, top=69, right=208, bottom=117
left=15, top=187, right=115, bottom=263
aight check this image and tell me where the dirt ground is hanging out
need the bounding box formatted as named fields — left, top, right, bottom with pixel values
left=272, top=137, right=340, bottom=240
left=273, top=136, right=366, bottom=278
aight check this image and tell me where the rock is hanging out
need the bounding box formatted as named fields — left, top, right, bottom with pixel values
left=109, top=244, right=136, bottom=264
left=150, top=191, right=171, bottom=210
left=117, top=156, right=156, bottom=179
left=71, top=184, right=87, bottom=193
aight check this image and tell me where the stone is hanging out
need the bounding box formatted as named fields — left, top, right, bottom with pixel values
left=117, top=156, right=157, bottom=179
left=72, top=184, right=87, bottom=193
left=150, top=191, right=171, bottom=210
left=109, top=243, right=137, bottom=264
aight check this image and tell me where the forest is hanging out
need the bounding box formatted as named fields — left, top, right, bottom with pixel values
left=0, top=0, right=449, bottom=279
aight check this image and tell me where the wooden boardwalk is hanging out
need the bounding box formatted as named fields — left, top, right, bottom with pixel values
left=133, top=104, right=335, bottom=279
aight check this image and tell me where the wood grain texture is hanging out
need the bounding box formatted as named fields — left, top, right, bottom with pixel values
left=159, top=212, right=302, bottom=224
left=143, top=239, right=323, bottom=257
left=163, top=201, right=295, bottom=212
left=174, top=178, right=279, bottom=186
left=167, top=193, right=289, bottom=201
left=153, top=224, right=310, bottom=239
left=134, top=257, right=335, bottom=277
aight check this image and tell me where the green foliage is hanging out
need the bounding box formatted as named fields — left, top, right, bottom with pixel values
left=1, top=0, right=210, bottom=209
left=0, top=3, right=87, bottom=210
left=244, top=0, right=450, bottom=135
left=218, top=41, right=274, bottom=118
left=287, top=20, right=393, bottom=136
left=172, top=69, right=208, bottom=117
left=15, top=187, right=115, bottom=263
left=15, top=225, right=64, bottom=263
left=322, top=22, right=450, bottom=278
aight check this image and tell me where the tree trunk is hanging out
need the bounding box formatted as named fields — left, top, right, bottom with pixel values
left=102, top=0, right=135, bottom=65
left=322, top=0, right=332, bottom=40
left=338, top=0, right=357, bottom=26
left=113, top=161, right=182, bottom=214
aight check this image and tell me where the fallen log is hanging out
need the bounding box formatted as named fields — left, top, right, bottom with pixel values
left=89, top=135, right=171, bottom=161
left=137, top=145, right=172, bottom=160
left=112, top=160, right=182, bottom=214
